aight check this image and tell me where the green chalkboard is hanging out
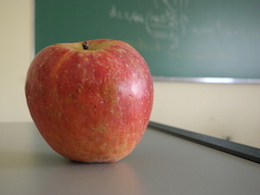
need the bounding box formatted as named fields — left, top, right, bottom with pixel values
left=35, top=0, right=260, bottom=79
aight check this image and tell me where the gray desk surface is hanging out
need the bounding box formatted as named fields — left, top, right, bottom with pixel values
left=0, top=122, right=259, bottom=195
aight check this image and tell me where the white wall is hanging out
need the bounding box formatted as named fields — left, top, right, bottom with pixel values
left=0, top=0, right=259, bottom=148
left=0, top=0, right=33, bottom=122
left=150, top=81, right=260, bottom=148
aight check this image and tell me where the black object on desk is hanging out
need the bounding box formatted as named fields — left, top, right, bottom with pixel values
left=149, top=121, right=260, bottom=163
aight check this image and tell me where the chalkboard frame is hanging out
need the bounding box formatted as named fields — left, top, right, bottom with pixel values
left=34, top=0, right=260, bottom=84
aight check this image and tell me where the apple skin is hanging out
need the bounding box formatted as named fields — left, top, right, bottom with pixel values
left=25, top=39, right=153, bottom=163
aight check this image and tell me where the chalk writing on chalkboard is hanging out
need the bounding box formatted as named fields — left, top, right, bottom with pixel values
left=108, top=0, right=189, bottom=50
left=35, top=0, right=260, bottom=80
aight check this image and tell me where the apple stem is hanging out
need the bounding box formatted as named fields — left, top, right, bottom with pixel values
left=82, top=41, right=89, bottom=50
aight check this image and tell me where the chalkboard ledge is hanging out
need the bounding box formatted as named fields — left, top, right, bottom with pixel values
left=152, top=76, right=260, bottom=84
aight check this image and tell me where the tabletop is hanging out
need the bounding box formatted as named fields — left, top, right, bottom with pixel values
left=0, top=122, right=259, bottom=195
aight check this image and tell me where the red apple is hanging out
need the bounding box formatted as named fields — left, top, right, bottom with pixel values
left=25, top=39, right=153, bottom=163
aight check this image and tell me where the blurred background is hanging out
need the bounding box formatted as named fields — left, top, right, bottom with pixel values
left=0, top=0, right=259, bottom=148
